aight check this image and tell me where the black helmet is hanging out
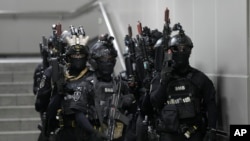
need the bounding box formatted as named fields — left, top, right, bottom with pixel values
left=90, top=34, right=117, bottom=60
left=168, top=23, right=193, bottom=49
left=89, top=34, right=117, bottom=76
left=168, top=34, right=193, bottom=48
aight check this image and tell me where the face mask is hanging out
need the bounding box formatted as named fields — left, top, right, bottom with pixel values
left=172, top=52, right=190, bottom=70
left=69, top=57, right=87, bottom=73
left=97, top=61, right=115, bottom=76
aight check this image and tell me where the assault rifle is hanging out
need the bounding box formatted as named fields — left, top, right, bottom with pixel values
left=137, top=21, right=150, bottom=70
left=106, top=76, right=129, bottom=141
left=39, top=36, right=48, bottom=51
left=124, top=25, right=137, bottom=87
left=136, top=21, right=152, bottom=90
left=50, top=23, right=66, bottom=95
left=39, top=36, right=49, bottom=64
left=162, top=7, right=171, bottom=48
left=154, top=7, right=172, bottom=71
left=51, top=23, right=65, bottom=63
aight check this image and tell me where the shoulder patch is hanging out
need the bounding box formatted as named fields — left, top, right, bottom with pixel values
left=39, top=75, right=46, bottom=89
left=73, top=87, right=82, bottom=101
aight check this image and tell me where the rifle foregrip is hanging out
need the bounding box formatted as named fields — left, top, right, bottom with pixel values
left=128, top=25, right=132, bottom=37
left=56, top=23, right=62, bottom=36
left=165, top=7, right=170, bottom=23
left=137, top=21, right=142, bottom=35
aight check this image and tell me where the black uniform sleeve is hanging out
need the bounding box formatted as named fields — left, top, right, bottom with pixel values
left=35, top=67, right=52, bottom=113
left=149, top=73, right=165, bottom=109
left=193, top=70, right=217, bottom=129
left=201, top=75, right=217, bottom=129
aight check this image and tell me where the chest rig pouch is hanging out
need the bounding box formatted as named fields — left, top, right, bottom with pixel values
left=63, top=78, right=93, bottom=115
left=165, top=74, right=199, bottom=119
left=94, top=80, right=114, bottom=119
left=158, top=73, right=200, bottom=132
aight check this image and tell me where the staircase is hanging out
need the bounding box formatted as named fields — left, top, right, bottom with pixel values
left=0, top=58, right=41, bottom=141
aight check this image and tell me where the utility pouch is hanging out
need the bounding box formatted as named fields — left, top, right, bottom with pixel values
left=113, top=122, right=124, bottom=139
left=176, top=102, right=196, bottom=119
left=157, top=104, right=179, bottom=132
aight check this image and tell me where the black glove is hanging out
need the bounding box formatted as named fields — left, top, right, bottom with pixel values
left=203, top=128, right=216, bottom=141
left=160, top=60, right=174, bottom=83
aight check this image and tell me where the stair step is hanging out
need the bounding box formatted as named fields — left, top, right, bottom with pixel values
left=0, top=82, right=33, bottom=94
left=0, top=94, right=35, bottom=106
left=0, top=58, right=41, bottom=73
left=0, top=118, right=40, bottom=131
left=0, top=105, right=39, bottom=118
left=0, top=72, right=33, bottom=83
left=0, top=130, right=40, bottom=141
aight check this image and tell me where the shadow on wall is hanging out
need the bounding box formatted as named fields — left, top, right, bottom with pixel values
left=216, top=69, right=229, bottom=140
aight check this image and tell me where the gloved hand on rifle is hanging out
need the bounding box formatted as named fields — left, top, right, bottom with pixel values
left=203, top=128, right=216, bottom=141
left=160, top=61, right=174, bottom=84
left=160, top=49, right=175, bottom=84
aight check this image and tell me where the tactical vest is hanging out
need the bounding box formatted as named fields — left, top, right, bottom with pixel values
left=93, top=79, right=114, bottom=119
left=157, top=73, right=201, bottom=132
left=165, top=74, right=200, bottom=120
left=62, top=74, right=95, bottom=118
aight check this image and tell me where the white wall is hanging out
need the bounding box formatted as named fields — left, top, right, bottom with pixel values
left=0, top=0, right=108, bottom=54
left=0, top=0, right=249, bottom=134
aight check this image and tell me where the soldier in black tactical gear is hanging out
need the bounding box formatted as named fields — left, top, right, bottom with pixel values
left=45, top=25, right=109, bottom=141
left=33, top=37, right=50, bottom=95
left=142, top=23, right=217, bottom=141
left=89, top=33, right=136, bottom=141
left=35, top=23, right=67, bottom=141
left=33, top=36, right=50, bottom=141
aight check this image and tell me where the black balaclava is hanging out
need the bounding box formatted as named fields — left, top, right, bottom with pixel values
left=66, top=43, right=89, bottom=76
left=172, top=49, right=191, bottom=73
left=96, top=58, right=116, bottom=81
left=68, top=56, right=87, bottom=76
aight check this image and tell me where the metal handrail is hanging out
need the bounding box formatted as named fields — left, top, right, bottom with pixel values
left=0, top=0, right=126, bottom=70
left=0, top=0, right=98, bottom=19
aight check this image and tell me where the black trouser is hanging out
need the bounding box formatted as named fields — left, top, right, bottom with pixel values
left=136, top=115, right=149, bottom=141
left=38, top=112, right=49, bottom=141
left=123, top=114, right=137, bottom=141
left=55, top=127, right=78, bottom=141
left=159, top=131, right=204, bottom=141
